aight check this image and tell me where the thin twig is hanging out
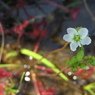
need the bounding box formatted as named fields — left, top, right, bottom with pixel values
left=0, top=23, right=4, bottom=62
left=83, top=0, right=95, bottom=21
left=42, top=42, right=69, bottom=59
left=37, top=42, right=69, bottom=65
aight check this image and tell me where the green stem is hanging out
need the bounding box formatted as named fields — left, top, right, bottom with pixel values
left=20, top=48, right=69, bottom=81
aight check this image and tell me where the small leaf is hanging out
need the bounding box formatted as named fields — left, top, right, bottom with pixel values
left=92, top=56, right=95, bottom=60
left=70, top=56, right=77, bottom=66
left=76, top=47, right=84, bottom=61
left=91, top=61, right=95, bottom=66
left=5, top=51, right=18, bottom=58
left=80, top=64, right=89, bottom=70
left=73, top=62, right=80, bottom=67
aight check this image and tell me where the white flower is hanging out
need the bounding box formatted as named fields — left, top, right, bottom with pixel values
left=63, top=27, right=92, bottom=51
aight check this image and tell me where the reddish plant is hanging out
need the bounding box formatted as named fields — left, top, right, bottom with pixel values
left=74, top=66, right=94, bottom=79
left=33, top=37, right=42, bottom=53
left=13, top=20, right=29, bottom=43
left=30, top=28, right=46, bottom=39
left=0, top=68, right=12, bottom=78
left=31, top=72, right=55, bottom=95
left=29, top=19, right=46, bottom=39
left=35, top=65, right=54, bottom=73
left=13, top=20, right=29, bottom=35
left=37, top=79, right=55, bottom=95
left=0, top=83, right=5, bottom=95
left=41, top=88, right=55, bottom=95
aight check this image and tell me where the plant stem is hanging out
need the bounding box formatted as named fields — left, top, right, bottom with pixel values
left=33, top=37, right=42, bottom=53
left=0, top=23, right=4, bottom=63
left=31, top=72, right=42, bottom=95
left=42, top=42, right=69, bottom=59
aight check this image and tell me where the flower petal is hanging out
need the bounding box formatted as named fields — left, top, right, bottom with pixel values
left=63, top=34, right=72, bottom=42
left=70, top=42, right=78, bottom=51
left=67, top=28, right=78, bottom=36
left=81, top=36, right=91, bottom=45
left=78, top=28, right=88, bottom=39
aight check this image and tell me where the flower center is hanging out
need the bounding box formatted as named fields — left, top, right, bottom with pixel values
left=73, top=35, right=81, bottom=41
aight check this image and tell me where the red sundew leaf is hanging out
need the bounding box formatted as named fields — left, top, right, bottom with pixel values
left=30, top=29, right=40, bottom=39
left=37, top=80, right=55, bottom=95
left=13, top=21, right=29, bottom=36
left=27, top=19, right=46, bottom=39
left=32, top=72, right=56, bottom=95
left=37, top=80, right=45, bottom=89
left=41, top=88, right=55, bottom=95
left=39, top=30, right=46, bottom=38
left=0, top=68, right=12, bottom=78
left=0, top=83, right=5, bottom=95
left=74, top=66, right=94, bottom=79
left=13, top=26, right=23, bottom=36
left=70, top=7, right=81, bottom=20
left=30, top=29, right=46, bottom=39
left=19, top=20, right=29, bottom=30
